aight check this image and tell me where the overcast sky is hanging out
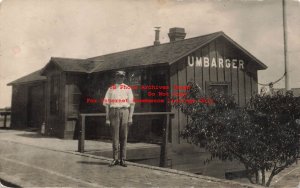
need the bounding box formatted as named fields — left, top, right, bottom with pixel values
left=0, top=0, right=299, bottom=107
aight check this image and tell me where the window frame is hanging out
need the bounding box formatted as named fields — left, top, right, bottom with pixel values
left=205, top=81, right=231, bottom=96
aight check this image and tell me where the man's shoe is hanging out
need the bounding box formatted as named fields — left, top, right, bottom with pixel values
left=120, top=160, right=127, bottom=167
left=109, top=159, right=119, bottom=167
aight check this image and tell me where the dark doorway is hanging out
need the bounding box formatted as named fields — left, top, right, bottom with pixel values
left=27, top=84, right=45, bottom=129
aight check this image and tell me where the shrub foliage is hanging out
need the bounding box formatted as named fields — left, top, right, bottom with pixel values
left=174, top=82, right=300, bottom=186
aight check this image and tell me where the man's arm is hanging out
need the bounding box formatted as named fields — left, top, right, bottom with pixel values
left=128, top=104, right=135, bottom=126
left=128, top=88, right=135, bottom=126
left=105, top=105, right=110, bottom=126
left=103, top=88, right=111, bottom=126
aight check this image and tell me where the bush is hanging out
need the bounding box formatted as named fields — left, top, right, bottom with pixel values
left=175, top=82, right=300, bottom=186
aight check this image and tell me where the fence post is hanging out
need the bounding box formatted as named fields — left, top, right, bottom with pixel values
left=3, top=114, right=7, bottom=128
left=160, top=114, right=170, bottom=167
left=78, top=115, right=85, bottom=153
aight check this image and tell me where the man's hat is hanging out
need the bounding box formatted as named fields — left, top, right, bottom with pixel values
left=115, top=70, right=126, bottom=76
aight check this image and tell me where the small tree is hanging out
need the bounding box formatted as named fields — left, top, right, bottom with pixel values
left=175, top=82, right=300, bottom=187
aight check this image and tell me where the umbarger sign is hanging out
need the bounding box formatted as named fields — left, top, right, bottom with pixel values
left=187, top=56, right=245, bottom=69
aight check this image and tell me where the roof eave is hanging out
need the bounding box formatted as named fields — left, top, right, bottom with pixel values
left=168, top=32, right=224, bottom=65
left=7, top=79, right=47, bottom=86
left=221, top=33, right=268, bottom=70
left=40, top=58, right=64, bottom=75
left=90, top=62, right=170, bottom=74
left=169, top=32, right=268, bottom=71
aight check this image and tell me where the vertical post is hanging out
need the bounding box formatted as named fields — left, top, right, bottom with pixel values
left=78, top=115, right=85, bottom=153
left=160, top=114, right=170, bottom=167
left=3, top=114, right=7, bottom=128
left=282, top=0, right=289, bottom=90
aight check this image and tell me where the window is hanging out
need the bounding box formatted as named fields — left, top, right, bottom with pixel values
left=206, top=82, right=230, bottom=96
left=50, top=75, right=60, bottom=115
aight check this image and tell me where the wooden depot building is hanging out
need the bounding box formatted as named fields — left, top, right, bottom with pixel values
left=8, top=27, right=267, bottom=174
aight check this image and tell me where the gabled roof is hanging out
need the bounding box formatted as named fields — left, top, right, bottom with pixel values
left=87, top=31, right=223, bottom=72
left=42, top=31, right=267, bottom=74
left=87, top=31, right=267, bottom=72
left=7, top=69, right=46, bottom=86
left=9, top=31, right=268, bottom=86
left=40, top=57, right=88, bottom=75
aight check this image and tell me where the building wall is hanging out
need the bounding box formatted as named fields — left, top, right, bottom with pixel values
left=43, top=67, right=169, bottom=140
left=64, top=73, right=86, bottom=139
left=44, top=65, right=66, bottom=138
left=170, top=36, right=259, bottom=146
left=10, top=82, right=46, bottom=129
left=168, top=38, right=258, bottom=178
left=11, top=85, right=29, bottom=129
left=72, top=67, right=169, bottom=141
left=27, top=83, right=45, bottom=129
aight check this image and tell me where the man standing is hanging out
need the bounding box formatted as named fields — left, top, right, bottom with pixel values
left=103, top=70, right=135, bottom=167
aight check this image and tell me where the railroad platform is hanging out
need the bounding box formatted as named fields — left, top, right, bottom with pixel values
left=0, top=129, right=256, bottom=187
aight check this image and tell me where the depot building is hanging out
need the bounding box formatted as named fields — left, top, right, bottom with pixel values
left=7, top=27, right=267, bottom=173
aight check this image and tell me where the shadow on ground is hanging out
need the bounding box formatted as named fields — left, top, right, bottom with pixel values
left=16, top=133, right=48, bottom=138
left=77, top=161, right=108, bottom=166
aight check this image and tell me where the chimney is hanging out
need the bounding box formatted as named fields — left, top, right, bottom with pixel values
left=154, top=27, right=161, bottom=46
left=168, top=27, right=186, bottom=42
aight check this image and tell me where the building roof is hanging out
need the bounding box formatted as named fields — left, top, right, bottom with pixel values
left=7, top=69, right=46, bottom=86
left=41, top=57, right=88, bottom=73
left=87, top=31, right=267, bottom=72
left=9, top=31, right=268, bottom=85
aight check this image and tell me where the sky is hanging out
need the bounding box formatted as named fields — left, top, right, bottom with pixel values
left=0, top=0, right=299, bottom=107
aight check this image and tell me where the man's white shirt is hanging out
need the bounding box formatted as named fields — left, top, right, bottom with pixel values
left=103, top=83, right=135, bottom=108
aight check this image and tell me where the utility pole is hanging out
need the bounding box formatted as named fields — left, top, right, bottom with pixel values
left=282, top=0, right=289, bottom=90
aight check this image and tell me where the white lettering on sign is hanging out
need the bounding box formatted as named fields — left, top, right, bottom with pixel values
left=218, top=58, right=224, bottom=68
left=232, top=59, right=237, bottom=69
left=204, top=57, right=209, bottom=67
left=211, top=58, right=217, bottom=67
left=239, top=60, right=244, bottom=69
left=225, top=59, right=231, bottom=68
left=188, top=56, right=245, bottom=69
left=196, top=57, right=202, bottom=67
left=188, top=58, right=194, bottom=66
